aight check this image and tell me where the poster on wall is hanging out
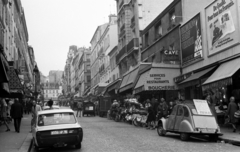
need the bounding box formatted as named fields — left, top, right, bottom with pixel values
left=205, top=0, right=240, bottom=56
left=181, top=13, right=203, bottom=66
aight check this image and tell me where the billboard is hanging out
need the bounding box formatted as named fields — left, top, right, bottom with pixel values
left=181, top=13, right=203, bottom=66
left=205, top=0, right=240, bottom=55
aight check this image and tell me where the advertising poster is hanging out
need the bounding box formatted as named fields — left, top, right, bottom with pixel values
left=193, top=99, right=212, bottom=115
left=205, top=0, right=240, bottom=55
left=181, top=14, right=203, bottom=66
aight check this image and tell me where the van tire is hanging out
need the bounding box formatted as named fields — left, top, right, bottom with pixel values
left=157, top=123, right=166, bottom=136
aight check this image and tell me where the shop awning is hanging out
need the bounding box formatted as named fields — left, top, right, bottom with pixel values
left=133, top=67, right=180, bottom=94
left=202, top=58, right=240, bottom=91
left=104, top=79, right=122, bottom=95
left=0, top=53, right=9, bottom=83
left=178, top=66, right=216, bottom=89
left=119, top=68, right=138, bottom=93
left=94, top=83, right=108, bottom=96
left=7, top=65, right=24, bottom=97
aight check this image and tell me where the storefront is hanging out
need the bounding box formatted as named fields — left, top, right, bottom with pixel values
left=0, top=49, right=10, bottom=96
left=104, top=78, right=122, bottom=99
left=176, top=66, right=217, bottom=100
left=118, top=63, right=151, bottom=98
left=133, top=63, right=180, bottom=103
left=7, top=62, right=24, bottom=99
left=202, top=57, right=240, bottom=103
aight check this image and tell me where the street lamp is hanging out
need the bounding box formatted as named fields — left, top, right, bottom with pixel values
left=33, top=65, right=39, bottom=102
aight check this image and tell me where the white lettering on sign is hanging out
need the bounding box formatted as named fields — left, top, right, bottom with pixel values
left=148, top=86, right=175, bottom=90
left=164, top=50, right=179, bottom=55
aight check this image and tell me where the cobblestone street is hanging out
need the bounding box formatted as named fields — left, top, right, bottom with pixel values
left=33, top=116, right=240, bottom=152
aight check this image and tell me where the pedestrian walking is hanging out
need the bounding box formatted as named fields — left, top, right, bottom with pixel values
left=10, top=99, right=23, bottom=133
left=206, top=94, right=217, bottom=119
left=146, top=100, right=155, bottom=130
left=31, top=100, right=42, bottom=132
left=0, top=98, right=10, bottom=132
left=76, top=101, right=83, bottom=117
left=226, top=96, right=239, bottom=132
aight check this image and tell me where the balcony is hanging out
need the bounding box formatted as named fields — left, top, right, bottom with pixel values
left=127, top=38, right=139, bottom=55
left=116, top=46, right=127, bottom=64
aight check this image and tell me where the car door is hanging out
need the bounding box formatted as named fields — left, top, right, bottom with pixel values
left=167, top=105, right=178, bottom=130
left=174, top=105, right=184, bottom=131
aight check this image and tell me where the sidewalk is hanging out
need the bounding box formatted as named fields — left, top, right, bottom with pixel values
left=0, top=114, right=33, bottom=152
left=219, top=124, right=240, bottom=146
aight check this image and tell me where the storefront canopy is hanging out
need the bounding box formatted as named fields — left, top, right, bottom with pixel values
left=133, top=66, right=180, bottom=94
left=202, top=57, right=240, bottom=91
left=119, top=63, right=151, bottom=93
left=104, top=78, right=122, bottom=95
left=178, top=66, right=216, bottom=89
left=94, top=83, right=108, bottom=96
left=0, top=53, right=9, bottom=83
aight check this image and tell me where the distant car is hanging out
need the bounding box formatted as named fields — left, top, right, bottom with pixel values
left=42, top=105, right=60, bottom=110
left=32, top=109, right=83, bottom=151
left=157, top=100, right=222, bottom=141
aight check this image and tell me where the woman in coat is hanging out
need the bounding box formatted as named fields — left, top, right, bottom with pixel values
left=226, top=96, right=239, bottom=132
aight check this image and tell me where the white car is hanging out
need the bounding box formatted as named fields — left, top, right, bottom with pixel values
left=32, top=109, right=83, bottom=151
left=42, top=105, right=60, bottom=110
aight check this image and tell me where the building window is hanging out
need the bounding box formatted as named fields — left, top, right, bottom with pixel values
left=155, top=22, right=162, bottom=40
left=169, top=9, right=176, bottom=30
left=145, top=32, right=149, bottom=48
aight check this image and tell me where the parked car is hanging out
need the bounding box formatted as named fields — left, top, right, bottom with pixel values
left=32, top=109, right=83, bottom=151
left=42, top=105, right=60, bottom=110
left=157, top=100, right=222, bottom=141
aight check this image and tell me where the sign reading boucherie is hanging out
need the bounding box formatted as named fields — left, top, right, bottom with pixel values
left=145, top=68, right=179, bottom=91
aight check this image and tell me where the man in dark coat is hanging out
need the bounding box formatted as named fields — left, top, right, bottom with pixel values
left=10, top=99, right=23, bottom=133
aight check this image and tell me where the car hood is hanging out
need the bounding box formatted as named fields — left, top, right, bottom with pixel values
left=36, top=123, right=81, bottom=131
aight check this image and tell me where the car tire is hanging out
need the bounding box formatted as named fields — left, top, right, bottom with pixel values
left=180, top=133, right=190, bottom=141
left=75, top=142, right=81, bottom=149
left=208, top=135, right=218, bottom=142
left=157, top=124, right=166, bottom=136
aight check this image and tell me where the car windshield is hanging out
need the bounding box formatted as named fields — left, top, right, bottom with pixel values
left=38, top=112, right=76, bottom=126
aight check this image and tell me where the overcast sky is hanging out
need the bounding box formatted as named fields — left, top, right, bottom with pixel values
left=21, top=0, right=116, bottom=76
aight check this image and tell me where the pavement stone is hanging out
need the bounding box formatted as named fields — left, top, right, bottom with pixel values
left=0, top=114, right=32, bottom=152
left=219, top=125, right=240, bottom=146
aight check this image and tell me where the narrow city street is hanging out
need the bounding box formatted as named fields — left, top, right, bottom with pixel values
left=32, top=116, right=240, bottom=152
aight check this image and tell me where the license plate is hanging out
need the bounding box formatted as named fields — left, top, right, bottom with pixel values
left=51, top=130, right=68, bottom=135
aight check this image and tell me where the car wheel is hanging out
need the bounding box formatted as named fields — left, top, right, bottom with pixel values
left=209, top=135, right=219, bottom=142
left=75, top=142, right=81, bottom=149
left=157, top=124, right=166, bottom=136
left=180, top=133, right=190, bottom=141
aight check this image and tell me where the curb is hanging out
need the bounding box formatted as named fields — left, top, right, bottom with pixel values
left=219, top=137, right=240, bottom=146
left=28, top=139, right=33, bottom=152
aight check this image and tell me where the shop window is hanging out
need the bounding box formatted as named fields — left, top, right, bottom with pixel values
left=144, top=32, right=149, bottom=48
left=155, top=22, right=162, bottom=40
left=183, top=107, right=189, bottom=117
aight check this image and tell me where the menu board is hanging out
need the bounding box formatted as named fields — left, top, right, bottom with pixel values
left=193, top=99, right=212, bottom=115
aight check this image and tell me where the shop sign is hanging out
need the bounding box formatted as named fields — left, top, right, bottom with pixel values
left=193, top=99, right=212, bottom=115
left=145, top=68, right=178, bottom=91
left=205, top=0, right=240, bottom=56
left=174, top=72, right=193, bottom=83
left=163, top=44, right=179, bottom=63
left=181, top=13, right=203, bottom=66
